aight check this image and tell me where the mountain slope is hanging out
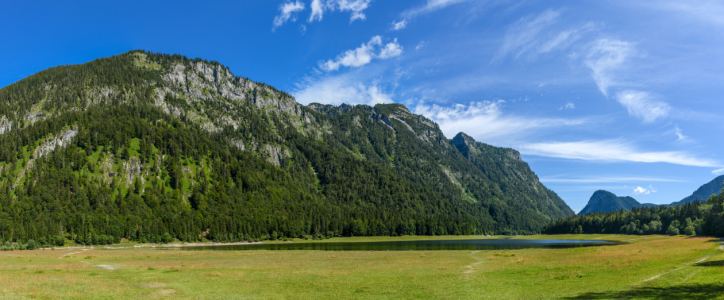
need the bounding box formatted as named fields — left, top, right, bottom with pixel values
left=0, top=50, right=573, bottom=244
left=669, top=175, right=724, bottom=206
left=578, top=190, right=656, bottom=215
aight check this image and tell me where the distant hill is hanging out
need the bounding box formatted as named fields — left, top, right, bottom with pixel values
left=669, top=175, right=724, bottom=206
left=579, top=190, right=657, bottom=215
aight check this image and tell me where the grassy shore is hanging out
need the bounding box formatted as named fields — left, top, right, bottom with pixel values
left=0, top=234, right=722, bottom=299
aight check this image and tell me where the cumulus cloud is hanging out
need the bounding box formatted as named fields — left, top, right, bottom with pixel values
left=320, top=36, right=403, bottom=71
left=633, top=186, right=650, bottom=195
left=391, top=20, right=407, bottom=31
left=585, top=39, right=635, bottom=96
left=307, top=0, right=372, bottom=23
left=615, top=90, right=671, bottom=123
left=294, top=73, right=394, bottom=106
left=309, top=0, right=324, bottom=22
left=413, top=100, right=585, bottom=142
left=273, top=1, right=306, bottom=31
left=519, top=140, right=719, bottom=167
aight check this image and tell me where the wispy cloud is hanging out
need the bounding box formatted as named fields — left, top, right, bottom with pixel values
left=307, top=0, right=372, bottom=23
left=402, top=0, right=469, bottom=20
left=413, top=100, right=586, bottom=142
left=645, top=1, right=724, bottom=27
left=520, top=140, right=719, bottom=167
left=273, top=1, right=306, bottom=31
left=494, top=9, right=596, bottom=62
left=713, top=168, right=724, bottom=175
left=585, top=38, right=635, bottom=96
left=559, top=102, right=575, bottom=110
left=391, top=20, right=407, bottom=31
left=615, top=90, right=670, bottom=123
left=320, top=36, right=402, bottom=71
left=540, top=176, right=685, bottom=183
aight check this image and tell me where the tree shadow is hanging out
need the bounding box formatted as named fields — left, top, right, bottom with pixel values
left=565, top=283, right=724, bottom=299
left=696, top=260, right=724, bottom=267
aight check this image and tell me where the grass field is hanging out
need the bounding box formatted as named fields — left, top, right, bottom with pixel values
left=0, top=234, right=722, bottom=299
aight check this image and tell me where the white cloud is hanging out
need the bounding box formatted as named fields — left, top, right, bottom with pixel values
left=307, top=0, right=372, bottom=23
left=294, top=73, right=394, bottom=106
left=391, top=20, right=407, bottom=31
left=559, top=102, right=575, bottom=110
left=309, top=0, right=324, bottom=22
left=494, top=9, right=596, bottom=62
left=413, top=100, right=585, bottom=142
left=415, top=41, right=428, bottom=50
left=649, top=1, right=724, bottom=27
left=615, top=90, right=670, bottom=123
left=379, top=39, right=403, bottom=59
left=633, top=186, right=650, bottom=195
left=585, top=39, right=635, bottom=96
left=713, top=168, right=724, bottom=175
left=273, top=1, right=306, bottom=31
left=402, top=0, right=469, bottom=20
left=673, top=126, right=687, bottom=142
left=320, top=36, right=403, bottom=71
left=519, top=140, right=719, bottom=167
left=540, top=176, right=684, bottom=183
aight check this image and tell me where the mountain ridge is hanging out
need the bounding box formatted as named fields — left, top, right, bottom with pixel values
left=0, top=50, right=573, bottom=244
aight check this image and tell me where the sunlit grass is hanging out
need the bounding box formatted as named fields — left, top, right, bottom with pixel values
left=0, top=235, right=721, bottom=299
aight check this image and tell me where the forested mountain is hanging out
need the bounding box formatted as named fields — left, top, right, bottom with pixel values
left=544, top=191, right=724, bottom=236
left=578, top=190, right=656, bottom=215
left=0, top=50, right=573, bottom=245
left=669, top=175, right=724, bottom=206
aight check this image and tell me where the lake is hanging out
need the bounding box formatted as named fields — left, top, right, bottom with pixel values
left=165, top=239, right=618, bottom=251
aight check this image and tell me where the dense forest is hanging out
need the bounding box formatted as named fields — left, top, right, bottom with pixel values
left=0, top=50, right=573, bottom=248
left=543, top=189, right=724, bottom=236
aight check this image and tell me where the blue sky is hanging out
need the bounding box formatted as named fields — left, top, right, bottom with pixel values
left=3, top=0, right=724, bottom=212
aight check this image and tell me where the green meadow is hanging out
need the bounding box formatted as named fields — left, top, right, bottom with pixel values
left=1, top=235, right=722, bottom=299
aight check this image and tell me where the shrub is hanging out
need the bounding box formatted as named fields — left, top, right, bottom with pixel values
left=53, top=235, right=66, bottom=247
left=666, top=225, right=680, bottom=236
left=684, top=226, right=696, bottom=236
left=26, top=240, right=37, bottom=250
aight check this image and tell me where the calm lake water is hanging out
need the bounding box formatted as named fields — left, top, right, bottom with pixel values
left=165, top=239, right=617, bottom=251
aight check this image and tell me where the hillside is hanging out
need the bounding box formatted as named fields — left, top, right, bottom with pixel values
left=578, top=190, right=656, bottom=215
left=0, top=51, right=573, bottom=244
left=669, top=175, right=724, bottom=206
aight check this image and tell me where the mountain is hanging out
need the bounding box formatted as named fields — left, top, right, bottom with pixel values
left=578, top=190, right=657, bottom=215
left=0, top=51, right=573, bottom=244
left=669, top=175, right=724, bottom=206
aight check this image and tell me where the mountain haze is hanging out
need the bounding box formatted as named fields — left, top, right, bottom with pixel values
left=0, top=51, right=572, bottom=244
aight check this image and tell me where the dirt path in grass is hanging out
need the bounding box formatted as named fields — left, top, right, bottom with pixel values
left=463, top=252, right=485, bottom=274
left=640, top=255, right=712, bottom=284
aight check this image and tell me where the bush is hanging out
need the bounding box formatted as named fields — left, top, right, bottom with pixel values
left=53, top=235, right=66, bottom=247
left=684, top=226, right=696, bottom=236
left=161, top=232, right=173, bottom=243
left=666, top=225, right=680, bottom=236
left=26, top=240, right=37, bottom=250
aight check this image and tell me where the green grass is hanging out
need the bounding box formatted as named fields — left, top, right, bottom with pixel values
left=0, top=235, right=722, bottom=299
